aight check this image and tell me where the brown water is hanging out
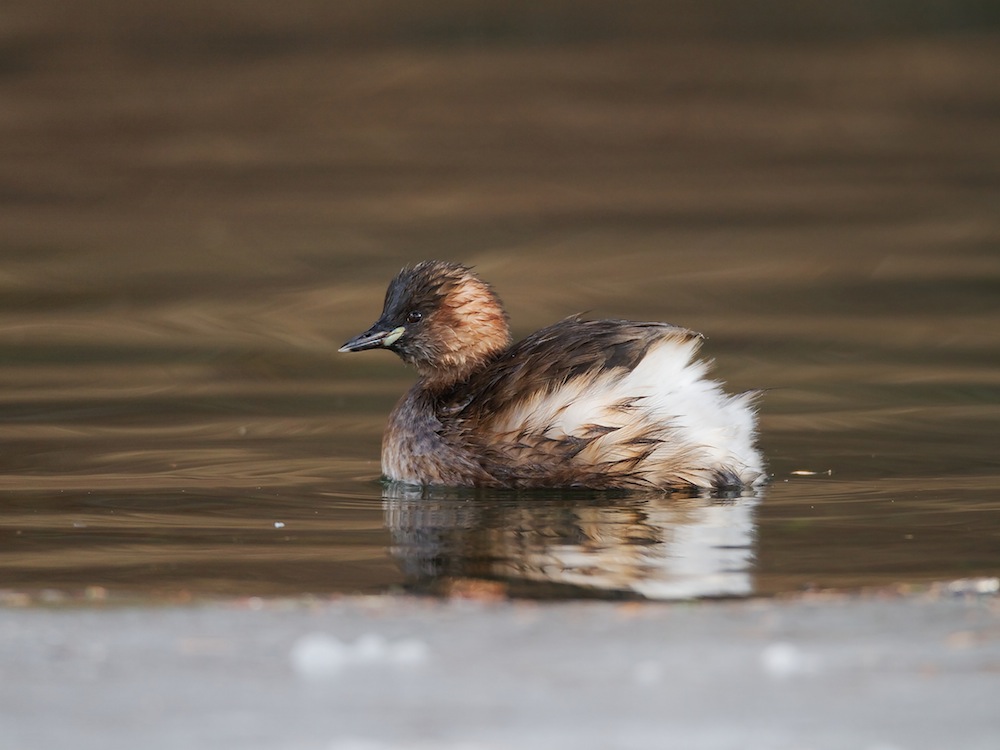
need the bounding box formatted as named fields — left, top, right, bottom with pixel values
left=2, top=3, right=999, bottom=601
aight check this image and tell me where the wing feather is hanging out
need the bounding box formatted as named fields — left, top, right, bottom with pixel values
left=437, top=318, right=761, bottom=490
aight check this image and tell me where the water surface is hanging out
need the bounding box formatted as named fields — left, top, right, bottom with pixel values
left=1, top=4, right=999, bottom=601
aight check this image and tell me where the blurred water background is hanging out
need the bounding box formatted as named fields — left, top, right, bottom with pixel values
left=1, top=1, right=998, bottom=600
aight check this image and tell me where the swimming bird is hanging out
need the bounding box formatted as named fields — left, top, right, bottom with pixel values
left=340, top=261, right=764, bottom=491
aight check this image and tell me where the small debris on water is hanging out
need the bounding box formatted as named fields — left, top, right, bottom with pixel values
left=790, top=469, right=833, bottom=476
left=273, top=521, right=285, bottom=529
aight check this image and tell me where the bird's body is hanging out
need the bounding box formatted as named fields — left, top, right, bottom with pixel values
left=340, top=261, right=764, bottom=491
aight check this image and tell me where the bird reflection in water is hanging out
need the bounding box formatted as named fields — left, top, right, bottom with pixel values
left=383, top=483, right=762, bottom=600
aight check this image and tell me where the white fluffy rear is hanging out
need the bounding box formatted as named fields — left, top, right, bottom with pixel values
left=488, top=334, right=764, bottom=489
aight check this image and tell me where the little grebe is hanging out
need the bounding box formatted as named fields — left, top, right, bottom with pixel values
left=340, top=261, right=764, bottom=490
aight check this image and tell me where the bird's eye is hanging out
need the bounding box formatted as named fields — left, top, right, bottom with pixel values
left=406, top=310, right=423, bottom=324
